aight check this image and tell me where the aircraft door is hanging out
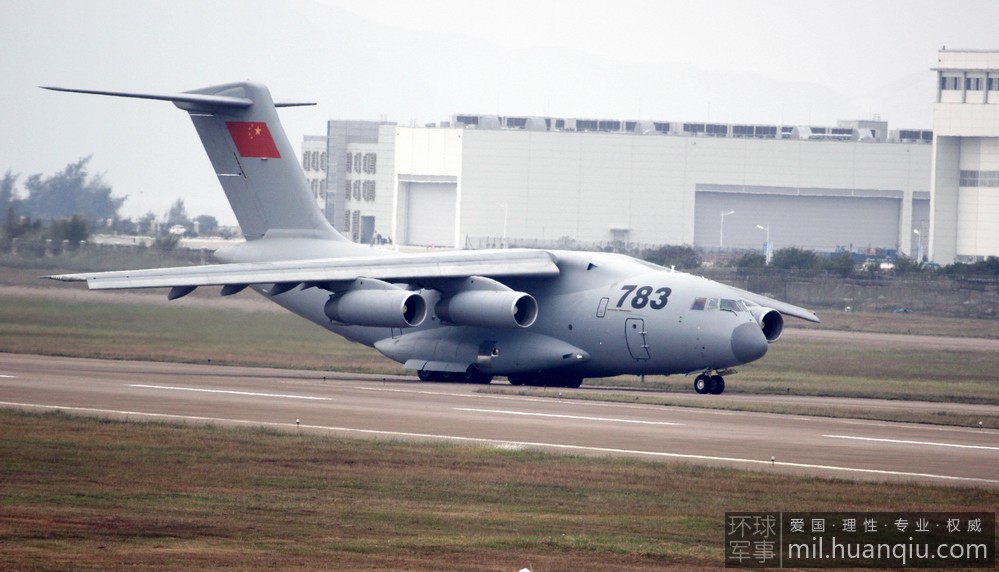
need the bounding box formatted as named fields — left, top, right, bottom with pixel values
left=625, top=318, right=651, bottom=360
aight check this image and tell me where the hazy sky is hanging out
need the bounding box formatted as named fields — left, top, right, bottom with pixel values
left=2, top=0, right=997, bottom=226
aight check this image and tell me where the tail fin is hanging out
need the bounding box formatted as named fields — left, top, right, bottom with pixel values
left=42, top=82, right=343, bottom=242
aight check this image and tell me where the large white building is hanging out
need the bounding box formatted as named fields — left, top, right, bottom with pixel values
left=314, top=118, right=931, bottom=257
left=312, top=50, right=999, bottom=261
left=930, top=49, right=999, bottom=264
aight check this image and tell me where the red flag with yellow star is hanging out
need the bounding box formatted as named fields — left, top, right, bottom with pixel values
left=226, top=121, right=281, bottom=158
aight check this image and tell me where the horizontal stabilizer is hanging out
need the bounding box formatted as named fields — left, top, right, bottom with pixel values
left=40, top=86, right=315, bottom=109
left=45, top=249, right=560, bottom=291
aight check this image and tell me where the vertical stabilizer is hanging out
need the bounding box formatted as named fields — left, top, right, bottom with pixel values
left=178, top=82, right=340, bottom=241
left=42, top=82, right=343, bottom=242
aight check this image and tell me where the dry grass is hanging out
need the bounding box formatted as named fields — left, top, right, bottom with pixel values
left=1, top=410, right=994, bottom=571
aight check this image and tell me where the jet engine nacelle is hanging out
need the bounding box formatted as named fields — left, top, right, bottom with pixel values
left=435, top=290, right=538, bottom=329
left=325, top=289, right=427, bottom=328
left=750, top=306, right=784, bottom=342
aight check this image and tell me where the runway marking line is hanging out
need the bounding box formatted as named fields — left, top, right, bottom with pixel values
left=0, top=374, right=16, bottom=378
left=355, top=386, right=737, bottom=415
left=128, top=384, right=332, bottom=401
left=824, top=434, right=999, bottom=451
left=2, top=400, right=997, bottom=486
left=454, top=407, right=682, bottom=426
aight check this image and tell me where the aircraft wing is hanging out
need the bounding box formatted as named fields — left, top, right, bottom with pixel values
left=45, top=249, right=560, bottom=292
left=731, top=286, right=820, bottom=323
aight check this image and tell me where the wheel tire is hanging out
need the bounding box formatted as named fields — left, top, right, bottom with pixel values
left=563, top=377, right=583, bottom=389
left=464, top=366, right=493, bottom=384
left=507, top=374, right=525, bottom=386
left=417, top=370, right=433, bottom=382
left=709, top=375, right=725, bottom=395
left=694, top=374, right=711, bottom=394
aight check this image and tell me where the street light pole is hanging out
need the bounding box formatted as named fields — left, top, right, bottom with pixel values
left=756, top=224, right=771, bottom=264
left=720, top=210, right=735, bottom=248
left=497, top=203, right=508, bottom=249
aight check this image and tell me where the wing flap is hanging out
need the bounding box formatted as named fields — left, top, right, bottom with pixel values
left=46, top=249, right=560, bottom=291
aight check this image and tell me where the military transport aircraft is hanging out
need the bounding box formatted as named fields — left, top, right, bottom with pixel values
left=43, top=82, right=818, bottom=394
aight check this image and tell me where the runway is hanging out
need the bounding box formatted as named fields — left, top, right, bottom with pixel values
left=1, top=353, right=996, bottom=487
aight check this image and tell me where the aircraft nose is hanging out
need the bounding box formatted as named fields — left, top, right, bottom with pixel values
left=731, top=321, right=768, bottom=363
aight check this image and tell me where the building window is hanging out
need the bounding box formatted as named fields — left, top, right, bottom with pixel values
left=989, top=77, right=999, bottom=91
left=363, top=180, right=376, bottom=201
left=346, top=153, right=352, bottom=173
left=940, top=76, right=962, bottom=90
left=302, top=151, right=310, bottom=170
left=966, top=77, right=984, bottom=91
left=310, top=151, right=319, bottom=171
left=705, top=124, right=727, bottom=136
left=960, top=170, right=999, bottom=187
left=321, top=152, right=327, bottom=171
left=353, top=180, right=362, bottom=201
left=353, top=153, right=362, bottom=173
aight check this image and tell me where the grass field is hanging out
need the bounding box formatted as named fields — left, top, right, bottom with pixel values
left=1, top=267, right=997, bottom=569
left=1, top=409, right=995, bottom=571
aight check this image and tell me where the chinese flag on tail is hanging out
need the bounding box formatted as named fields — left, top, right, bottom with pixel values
left=226, top=121, right=281, bottom=158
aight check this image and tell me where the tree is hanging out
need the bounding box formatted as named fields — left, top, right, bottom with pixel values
left=166, top=198, right=190, bottom=229
left=732, top=252, right=766, bottom=269
left=195, top=214, right=219, bottom=236
left=892, top=254, right=925, bottom=274
left=48, top=215, right=89, bottom=243
left=939, top=256, right=999, bottom=276
left=640, top=245, right=701, bottom=270
left=818, top=251, right=856, bottom=277
left=20, top=157, right=125, bottom=224
left=0, top=171, right=17, bottom=216
left=770, top=247, right=818, bottom=270
left=137, top=211, right=158, bottom=235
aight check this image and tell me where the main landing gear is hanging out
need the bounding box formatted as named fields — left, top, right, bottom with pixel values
left=417, top=366, right=493, bottom=384
left=507, top=372, right=583, bottom=389
left=693, top=370, right=731, bottom=395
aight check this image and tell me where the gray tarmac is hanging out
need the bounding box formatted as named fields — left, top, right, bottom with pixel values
left=1, top=353, right=996, bottom=487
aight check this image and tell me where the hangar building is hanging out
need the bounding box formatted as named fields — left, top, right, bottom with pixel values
left=310, top=119, right=930, bottom=257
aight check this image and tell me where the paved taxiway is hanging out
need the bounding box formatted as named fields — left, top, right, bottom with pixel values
left=1, top=353, right=996, bottom=487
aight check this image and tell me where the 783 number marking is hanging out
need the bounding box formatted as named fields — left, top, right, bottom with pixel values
left=616, top=284, right=672, bottom=310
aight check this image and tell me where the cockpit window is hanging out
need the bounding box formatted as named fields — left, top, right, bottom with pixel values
left=691, top=297, right=747, bottom=312
left=721, top=300, right=746, bottom=312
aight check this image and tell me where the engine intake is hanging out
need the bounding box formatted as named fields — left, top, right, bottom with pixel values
left=436, top=290, right=538, bottom=329
left=325, top=289, right=427, bottom=328
left=750, top=306, right=784, bottom=342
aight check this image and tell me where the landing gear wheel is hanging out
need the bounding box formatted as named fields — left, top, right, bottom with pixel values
left=417, top=370, right=434, bottom=382
left=693, top=374, right=711, bottom=394
left=463, top=366, right=493, bottom=384
left=563, top=377, right=583, bottom=389
left=708, top=375, right=725, bottom=395
left=507, top=374, right=525, bottom=386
